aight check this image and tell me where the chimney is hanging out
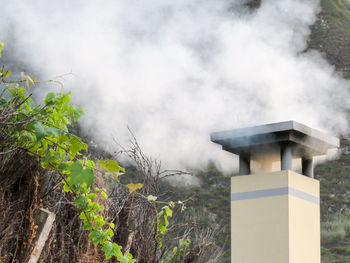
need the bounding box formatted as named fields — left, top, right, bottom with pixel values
left=211, top=120, right=339, bottom=263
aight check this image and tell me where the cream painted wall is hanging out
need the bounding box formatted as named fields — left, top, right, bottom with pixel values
left=231, top=171, right=320, bottom=263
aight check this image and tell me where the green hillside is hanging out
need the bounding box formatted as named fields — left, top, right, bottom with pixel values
left=309, top=0, right=350, bottom=77
left=309, top=2, right=350, bottom=260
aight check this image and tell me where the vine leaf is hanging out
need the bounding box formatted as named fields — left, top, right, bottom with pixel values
left=102, top=242, right=118, bottom=259
left=99, top=159, right=124, bottom=174
left=31, top=121, right=47, bottom=140
left=164, top=206, right=173, bottom=217
left=68, top=161, right=95, bottom=187
left=27, top=121, right=60, bottom=141
left=89, top=229, right=105, bottom=245
left=127, top=183, right=143, bottom=193
left=44, top=92, right=57, bottom=105
left=73, top=107, right=84, bottom=121
left=88, top=193, right=97, bottom=200
left=101, top=191, right=108, bottom=199
left=74, top=196, right=89, bottom=210
left=68, top=135, right=85, bottom=156
left=147, top=195, right=157, bottom=201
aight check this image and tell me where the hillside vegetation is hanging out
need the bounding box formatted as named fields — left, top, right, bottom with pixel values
left=309, top=0, right=350, bottom=77
left=308, top=1, right=350, bottom=261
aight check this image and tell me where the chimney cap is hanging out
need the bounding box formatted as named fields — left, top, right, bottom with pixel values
left=210, top=120, right=339, bottom=158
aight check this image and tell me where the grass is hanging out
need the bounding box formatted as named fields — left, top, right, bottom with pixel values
left=308, top=0, right=350, bottom=77
left=321, top=214, right=350, bottom=262
left=322, top=213, right=350, bottom=245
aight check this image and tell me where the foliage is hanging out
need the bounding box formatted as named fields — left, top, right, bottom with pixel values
left=1, top=82, right=133, bottom=262
left=160, top=239, right=191, bottom=263
left=0, top=42, right=183, bottom=262
left=321, top=213, right=350, bottom=246
left=156, top=163, right=229, bottom=262
left=315, top=139, right=350, bottom=219
left=156, top=204, right=174, bottom=248
left=308, top=0, right=350, bottom=77
left=116, top=145, right=225, bottom=262
left=315, top=140, right=350, bottom=263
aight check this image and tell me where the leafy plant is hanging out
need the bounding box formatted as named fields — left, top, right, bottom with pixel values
left=161, top=238, right=191, bottom=263
left=0, top=42, right=180, bottom=262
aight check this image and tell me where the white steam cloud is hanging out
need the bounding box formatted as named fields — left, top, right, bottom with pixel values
left=0, top=0, right=348, bottom=172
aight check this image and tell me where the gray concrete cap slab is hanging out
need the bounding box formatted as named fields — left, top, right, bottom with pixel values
left=210, top=120, right=339, bottom=158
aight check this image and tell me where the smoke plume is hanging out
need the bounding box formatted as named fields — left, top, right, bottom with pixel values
left=0, top=0, right=348, bottom=172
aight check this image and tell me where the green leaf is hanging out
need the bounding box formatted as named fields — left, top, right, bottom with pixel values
left=73, top=107, right=84, bottom=121
left=44, top=92, right=56, bottom=105
left=164, top=206, right=173, bottom=217
left=19, top=131, right=36, bottom=143
left=107, top=228, right=114, bottom=238
left=125, top=253, right=135, bottom=261
left=83, top=222, right=94, bottom=230
left=26, top=121, right=60, bottom=142
left=101, top=191, right=108, bottom=199
left=74, top=196, right=89, bottom=210
left=79, top=211, right=86, bottom=220
left=46, top=127, right=61, bottom=137
left=28, top=121, right=47, bottom=141
left=99, top=159, right=122, bottom=173
left=58, top=161, right=73, bottom=174
left=63, top=181, right=72, bottom=192
left=96, top=215, right=107, bottom=228
left=179, top=238, right=191, bottom=247
left=58, top=134, right=69, bottom=144
left=61, top=93, right=70, bottom=104
left=102, top=242, right=123, bottom=259
left=163, top=215, right=169, bottom=228
left=89, top=229, right=105, bottom=245
left=86, top=160, right=95, bottom=168
left=88, top=193, right=97, bottom=200
left=68, top=135, right=85, bottom=156
left=67, top=161, right=95, bottom=187
left=102, top=242, right=115, bottom=259
left=119, top=254, right=135, bottom=263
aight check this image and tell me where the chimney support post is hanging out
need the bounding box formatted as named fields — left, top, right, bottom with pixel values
left=281, top=144, right=292, bottom=171
left=239, top=155, right=250, bottom=175
left=302, top=157, right=314, bottom=178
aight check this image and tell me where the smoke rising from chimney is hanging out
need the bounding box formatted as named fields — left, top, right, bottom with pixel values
left=0, top=0, right=348, bottom=172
